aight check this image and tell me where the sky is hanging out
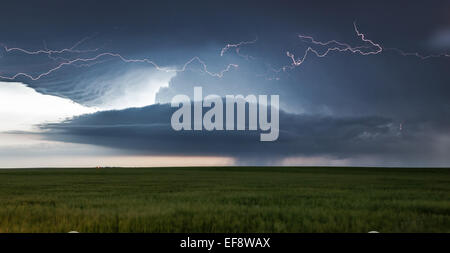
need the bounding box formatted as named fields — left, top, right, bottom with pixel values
left=0, top=0, right=449, bottom=167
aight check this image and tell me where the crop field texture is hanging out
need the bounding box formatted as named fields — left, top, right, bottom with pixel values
left=0, top=167, right=449, bottom=233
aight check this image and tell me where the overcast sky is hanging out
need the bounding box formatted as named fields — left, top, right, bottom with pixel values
left=0, top=0, right=449, bottom=167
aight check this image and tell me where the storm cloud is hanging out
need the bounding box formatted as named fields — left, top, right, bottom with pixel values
left=1, top=0, right=449, bottom=166
left=37, top=101, right=450, bottom=165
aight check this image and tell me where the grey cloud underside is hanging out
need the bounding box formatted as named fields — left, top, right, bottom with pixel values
left=40, top=103, right=428, bottom=161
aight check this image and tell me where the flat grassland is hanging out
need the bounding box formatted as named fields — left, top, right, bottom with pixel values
left=0, top=167, right=449, bottom=232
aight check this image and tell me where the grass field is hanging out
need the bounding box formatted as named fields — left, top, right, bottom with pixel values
left=0, top=167, right=449, bottom=233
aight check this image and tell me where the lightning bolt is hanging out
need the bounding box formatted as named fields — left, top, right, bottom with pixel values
left=0, top=36, right=99, bottom=56
left=0, top=37, right=240, bottom=81
left=278, top=22, right=383, bottom=72
left=384, top=47, right=450, bottom=59
left=1, top=23, right=448, bottom=82
left=0, top=52, right=239, bottom=81
left=272, top=22, right=448, bottom=75
left=220, top=37, right=258, bottom=60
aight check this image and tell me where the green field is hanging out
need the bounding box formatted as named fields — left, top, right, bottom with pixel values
left=0, top=167, right=449, bottom=233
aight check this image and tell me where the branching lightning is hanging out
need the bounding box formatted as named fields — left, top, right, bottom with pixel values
left=0, top=37, right=98, bottom=56
left=274, top=22, right=448, bottom=74
left=0, top=52, right=238, bottom=81
left=0, top=36, right=241, bottom=81
left=276, top=22, right=383, bottom=73
left=220, top=37, right=258, bottom=60
left=0, top=22, right=448, bottom=83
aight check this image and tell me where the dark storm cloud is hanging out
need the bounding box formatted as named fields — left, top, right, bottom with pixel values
left=1, top=0, right=449, bottom=108
left=38, top=99, right=450, bottom=166
left=1, top=0, right=449, bottom=116
left=1, top=0, right=449, bottom=166
left=39, top=103, right=413, bottom=161
left=430, top=29, right=450, bottom=50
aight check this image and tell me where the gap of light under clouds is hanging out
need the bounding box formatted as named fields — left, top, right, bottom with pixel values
left=0, top=82, right=96, bottom=132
